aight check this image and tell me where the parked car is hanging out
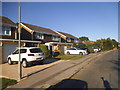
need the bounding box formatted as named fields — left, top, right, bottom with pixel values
left=80, top=47, right=90, bottom=54
left=7, top=47, right=45, bottom=68
left=92, top=47, right=101, bottom=53
left=65, top=48, right=88, bottom=55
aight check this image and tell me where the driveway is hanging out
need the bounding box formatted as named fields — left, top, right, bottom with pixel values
left=0, top=58, right=65, bottom=80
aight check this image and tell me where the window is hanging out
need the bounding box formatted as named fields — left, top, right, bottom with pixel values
left=30, top=48, right=42, bottom=53
left=67, top=48, right=76, bottom=50
left=13, top=49, right=19, bottom=54
left=12, top=49, right=27, bottom=54
left=52, top=36, right=59, bottom=41
left=35, top=33, right=44, bottom=39
left=74, top=39, right=78, bottom=43
left=20, top=49, right=27, bottom=53
left=67, top=38, right=71, bottom=42
left=0, top=27, right=11, bottom=35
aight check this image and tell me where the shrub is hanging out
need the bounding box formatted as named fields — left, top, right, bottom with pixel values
left=40, top=45, right=50, bottom=58
left=53, top=52, right=60, bottom=57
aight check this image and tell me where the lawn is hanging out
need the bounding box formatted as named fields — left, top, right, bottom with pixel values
left=55, top=55, right=85, bottom=60
left=0, top=78, right=17, bottom=89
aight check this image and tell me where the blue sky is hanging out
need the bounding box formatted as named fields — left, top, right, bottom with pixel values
left=2, top=2, right=118, bottom=41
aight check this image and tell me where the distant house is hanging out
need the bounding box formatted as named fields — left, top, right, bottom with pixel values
left=54, top=31, right=80, bottom=43
left=45, top=31, right=80, bottom=54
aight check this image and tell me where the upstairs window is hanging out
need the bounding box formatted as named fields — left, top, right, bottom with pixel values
left=67, top=38, right=71, bottom=42
left=52, top=36, right=59, bottom=41
left=35, top=33, right=44, bottom=39
left=0, top=27, right=11, bottom=35
left=74, top=39, right=78, bottom=43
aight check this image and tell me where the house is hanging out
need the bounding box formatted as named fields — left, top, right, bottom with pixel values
left=0, top=17, right=41, bottom=63
left=19, top=22, right=61, bottom=46
left=55, top=31, right=80, bottom=43
left=45, top=31, right=80, bottom=54
left=0, top=16, right=18, bottom=63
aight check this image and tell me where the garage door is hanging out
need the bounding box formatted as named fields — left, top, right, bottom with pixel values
left=3, top=43, right=18, bottom=63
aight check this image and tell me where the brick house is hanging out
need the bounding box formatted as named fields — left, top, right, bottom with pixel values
left=55, top=31, right=80, bottom=43
left=20, top=22, right=61, bottom=45
left=0, top=17, right=41, bottom=63
left=45, top=31, right=80, bottom=54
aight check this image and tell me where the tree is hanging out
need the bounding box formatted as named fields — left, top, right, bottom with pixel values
left=40, top=45, right=50, bottom=58
left=79, top=36, right=89, bottom=41
left=72, top=43, right=86, bottom=48
left=111, top=39, right=118, bottom=48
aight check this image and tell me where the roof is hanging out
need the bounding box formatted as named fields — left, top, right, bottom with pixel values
left=21, top=22, right=59, bottom=36
left=58, top=31, right=78, bottom=39
left=0, top=16, right=16, bottom=27
left=82, top=41, right=95, bottom=44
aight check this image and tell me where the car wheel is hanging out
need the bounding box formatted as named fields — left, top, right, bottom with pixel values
left=79, top=52, right=83, bottom=55
left=22, top=60, right=28, bottom=68
left=8, top=58, right=13, bottom=65
left=67, top=52, right=70, bottom=55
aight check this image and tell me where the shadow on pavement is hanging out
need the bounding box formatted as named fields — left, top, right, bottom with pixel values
left=46, top=79, right=88, bottom=89
left=43, top=58, right=61, bottom=64
left=101, top=77, right=112, bottom=90
left=21, top=58, right=61, bottom=79
left=27, top=58, right=61, bottom=67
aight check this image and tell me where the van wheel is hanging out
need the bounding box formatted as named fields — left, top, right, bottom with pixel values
left=67, top=52, right=70, bottom=55
left=22, top=59, right=28, bottom=68
left=79, top=52, right=83, bottom=55
left=8, top=58, right=13, bottom=65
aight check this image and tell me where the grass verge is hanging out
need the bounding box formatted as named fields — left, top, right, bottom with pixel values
left=55, top=55, right=85, bottom=60
left=0, top=78, right=17, bottom=89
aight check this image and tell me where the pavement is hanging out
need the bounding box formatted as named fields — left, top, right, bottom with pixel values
left=6, top=50, right=112, bottom=88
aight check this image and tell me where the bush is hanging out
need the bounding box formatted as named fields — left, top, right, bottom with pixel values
left=53, top=52, right=60, bottom=57
left=40, top=45, right=50, bottom=58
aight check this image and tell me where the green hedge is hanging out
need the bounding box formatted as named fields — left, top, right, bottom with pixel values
left=40, top=45, right=50, bottom=58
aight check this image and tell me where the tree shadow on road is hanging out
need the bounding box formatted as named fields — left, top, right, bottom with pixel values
left=46, top=79, right=88, bottom=89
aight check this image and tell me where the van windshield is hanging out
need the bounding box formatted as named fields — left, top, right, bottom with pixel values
left=30, top=48, right=42, bottom=53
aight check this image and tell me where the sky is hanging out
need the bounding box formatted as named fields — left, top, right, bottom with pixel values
left=2, top=2, right=118, bottom=41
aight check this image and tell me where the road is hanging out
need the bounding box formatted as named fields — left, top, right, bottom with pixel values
left=8, top=50, right=119, bottom=89
left=48, top=50, right=119, bottom=89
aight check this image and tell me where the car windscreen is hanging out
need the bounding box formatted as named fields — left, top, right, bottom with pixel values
left=30, top=48, right=42, bottom=53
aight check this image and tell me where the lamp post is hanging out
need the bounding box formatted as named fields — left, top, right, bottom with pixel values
left=18, top=0, right=22, bottom=81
